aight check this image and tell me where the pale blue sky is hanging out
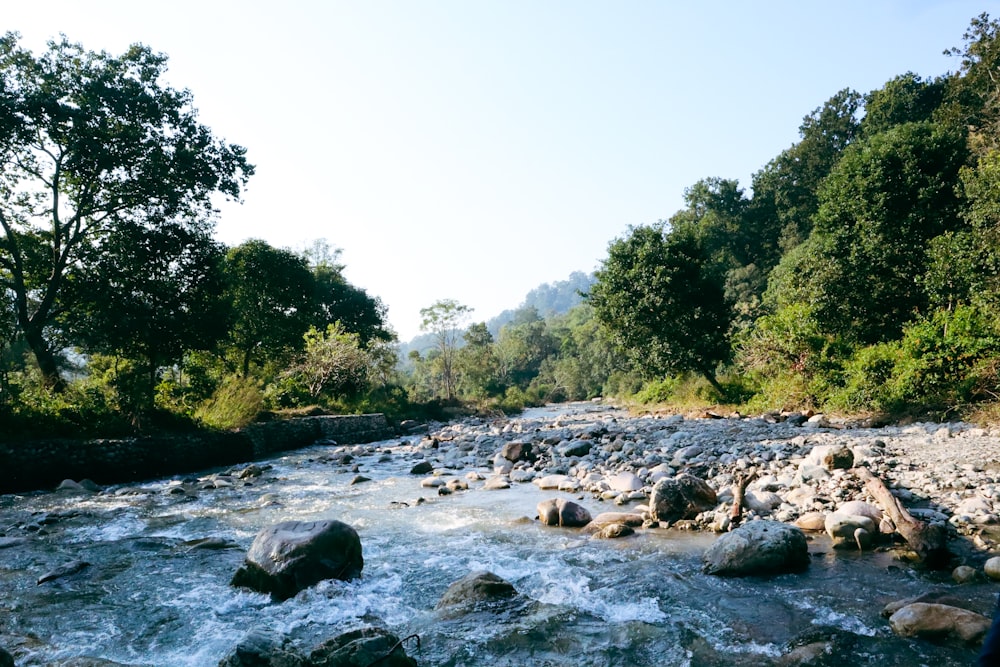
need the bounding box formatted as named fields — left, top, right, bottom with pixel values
left=6, top=1, right=988, bottom=339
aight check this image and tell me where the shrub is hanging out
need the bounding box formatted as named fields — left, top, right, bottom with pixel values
left=194, top=375, right=264, bottom=430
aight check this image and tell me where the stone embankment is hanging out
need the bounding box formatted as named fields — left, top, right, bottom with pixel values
left=0, top=414, right=393, bottom=494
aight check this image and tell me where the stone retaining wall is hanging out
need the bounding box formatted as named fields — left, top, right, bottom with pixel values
left=0, top=414, right=395, bottom=494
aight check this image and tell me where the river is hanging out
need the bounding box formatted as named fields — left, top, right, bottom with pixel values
left=0, top=403, right=995, bottom=665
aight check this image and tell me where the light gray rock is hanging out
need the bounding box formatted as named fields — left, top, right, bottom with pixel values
left=649, top=474, right=717, bottom=524
left=703, top=520, right=809, bottom=577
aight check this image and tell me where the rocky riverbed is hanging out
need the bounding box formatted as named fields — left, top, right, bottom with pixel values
left=4, top=401, right=1000, bottom=666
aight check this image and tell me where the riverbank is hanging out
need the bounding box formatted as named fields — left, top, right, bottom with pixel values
left=3, top=402, right=1000, bottom=665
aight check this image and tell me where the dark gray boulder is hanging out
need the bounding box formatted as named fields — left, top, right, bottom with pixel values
left=436, top=571, right=518, bottom=610
left=309, top=627, right=417, bottom=667
left=0, top=647, right=12, bottom=667
left=649, top=474, right=717, bottom=524
left=231, top=520, right=363, bottom=600
left=500, top=441, right=533, bottom=463
left=537, top=498, right=592, bottom=527
left=217, top=631, right=306, bottom=666
left=703, top=520, right=809, bottom=577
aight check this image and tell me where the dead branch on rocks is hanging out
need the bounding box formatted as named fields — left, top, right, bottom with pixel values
left=729, top=468, right=758, bottom=529
left=854, top=466, right=949, bottom=567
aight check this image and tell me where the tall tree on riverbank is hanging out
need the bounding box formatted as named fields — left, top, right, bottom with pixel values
left=419, top=299, right=471, bottom=401
left=0, top=34, right=253, bottom=388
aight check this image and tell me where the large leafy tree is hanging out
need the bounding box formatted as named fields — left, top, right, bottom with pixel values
left=62, top=219, right=229, bottom=410
left=782, top=121, right=968, bottom=344
left=0, top=34, right=252, bottom=388
left=589, top=223, right=731, bottom=393
left=224, top=240, right=314, bottom=376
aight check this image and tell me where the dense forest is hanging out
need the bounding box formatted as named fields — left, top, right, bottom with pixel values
left=5, top=14, right=1000, bottom=439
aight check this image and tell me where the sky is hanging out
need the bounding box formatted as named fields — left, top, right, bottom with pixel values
left=5, top=1, right=990, bottom=340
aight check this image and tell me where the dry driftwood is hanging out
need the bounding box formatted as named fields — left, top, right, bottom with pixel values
left=729, top=469, right=758, bottom=528
left=854, top=466, right=948, bottom=566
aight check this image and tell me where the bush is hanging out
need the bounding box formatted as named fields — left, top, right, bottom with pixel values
left=634, top=377, right=681, bottom=404
left=194, top=375, right=264, bottom=430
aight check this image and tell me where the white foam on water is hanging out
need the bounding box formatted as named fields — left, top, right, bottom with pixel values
left=534, top=572, right=667, bottom=623
left=792, top=595, right=878, bottom=636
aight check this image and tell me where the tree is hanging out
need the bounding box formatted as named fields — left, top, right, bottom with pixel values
left=224, top=240, right=314, bottom=376
left=803, top=121, right=968, bottom=343
left=589, top=223, right=731, bottom=393
left=455, top=322, right=497, bottom=399
left=0, top=34, right=253, bottom=388
left=942, top=13, right=1000, bottom=150
left=419, top=299, right=471, bottom=400
left=61, top=219, right=228, bottom=411
left=861, top=72, right=946, bottom=137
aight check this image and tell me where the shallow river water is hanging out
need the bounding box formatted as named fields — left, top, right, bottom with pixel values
left=1, top=404, right=997, bottom=666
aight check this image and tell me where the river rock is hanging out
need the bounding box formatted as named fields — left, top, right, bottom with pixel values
left=409, top=461, right=433, bottom=475
left=804, top=445, right=854, bottom=470
left=482, top=475, right=510, bottom=490
left=703, top=520, right=809, bottom=577
left=0, top=647, right=11, bottom=667
left=537, top=498, right=592, bottom=527
left=37, top=559, right=90, bottom=584
left=824, top=513, right=876, bottom=550
left=587, top=512, right=645, bottom=529
left=500, top=441, right=533, bottom=463
left=436, top=571, right=518, bottom=610
left=649, top=474, right=717, bottom=524
left=882, top=591, right=970, bottom=617
left=592, top=523, right=635, bottom=539
left=985, top=556, right=1000, bottom=581
left=217, top=631, right=306, bottom=666
left=888, top=602, right=990, bottom=643
left=793, top=512, right=826, bottom=532
left=952, top=565, right=979, bottom=584
left=309, top=627, right=417, bottom=667
left=606, top=471, right=643, bottom=493
left=557, top=440, right=592, bottom=457
left=231, top=520, right=363, bottom=600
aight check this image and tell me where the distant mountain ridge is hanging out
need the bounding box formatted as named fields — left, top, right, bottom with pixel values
left=399, top=270, right=595, bottom=356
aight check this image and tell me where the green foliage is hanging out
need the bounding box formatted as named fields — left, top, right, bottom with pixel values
left=589, top=223, right=731, bottom=392
left=419, top=299, right=472, bottom=400
left=633, top=377, right=681, bottom=404
left=194, top=375, right=264, bottom=431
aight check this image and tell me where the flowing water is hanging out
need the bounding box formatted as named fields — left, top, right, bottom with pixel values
left=0, top=404, right=995, bottom=666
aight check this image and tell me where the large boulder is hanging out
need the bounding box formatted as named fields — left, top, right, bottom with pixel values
left=436, top=571, right=518, bottom=610
left=0, top=647, right=12, bottom=667
left=500, top=441, right=533, bottom=463
left=649, top=474, right=717, bottom=524
left=217, top=631, right=306, bottom=666
left=703, top=520, right=810, bottom=577
left=309, top=628, right=418, bottom=667
left=888, top=602, right=990, bottom=644
left=537, top=498, right=592, bottom=527
left=231, top=520, right=363, bottom=600
left=824, top=512, right=877, bottom=550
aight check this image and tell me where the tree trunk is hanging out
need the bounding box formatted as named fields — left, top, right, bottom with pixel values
left=854, top=466, right=949, bottom=567
left=729, top=469, right=758, bottom=529
left=701, top=369, right=725, bottom=398
left=23, top=325, right=66, bottom=391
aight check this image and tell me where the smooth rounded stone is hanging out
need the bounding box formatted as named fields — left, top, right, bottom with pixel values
left=702, top=520, right=809, bottom=577
left=888, top=603, right=990, bottom=643
left=509, top=469, right=535, bottom=483
left=952, top=565, right=979, bottom=584
left=534, top=474, right=571, bottom=490
left=349, top=475, right=371, bottom=485
left=834, top=500, right=882, bottom=523
left=793, top=511, right=827, bottom=532
left=445, top=479, right=468, bottom=491
left=607, top=471, right=643, bottom=493
left=501, top=441, right=533, bottom=462
left=649, top=474, right=717, bottom=524
left=956, top=496, right=994, bottom=515
left=985, top=556, right=1000, bottom=581
left=492, top=455, right=514, bottom=475
left=0, top=647, right=11, bottom=667
left=537, top=498, right=592, bottom=527
left=673, top=445, right=703, bottom=464
left=420, top=476, right=446, bottom=488
left=744, top=490, right=782, bottom=515
left=482, top=476, right=510, bottom=490
left=409, top=461, right=433, bottom=475
left=554, top=439, right=590, bottom=458
left=231, top=520, right=363, bottom=600
left=882, top=592, right=969, bottom=617
left=797, top=464, right=831, bottom=483
left=825, top=513, right=877, bottom=550
left=217, top=630, right=306, bottom=666
left=435, top=571, right=517, bottom=610
left=592, top=523, right=635, bottom=539
left=804, top=444, right=854, bottom=470
left=309, top=627, right=418, bottom=667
